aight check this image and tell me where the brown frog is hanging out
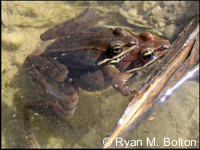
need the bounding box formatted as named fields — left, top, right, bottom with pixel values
left=24, top=7, right=171, bottom=148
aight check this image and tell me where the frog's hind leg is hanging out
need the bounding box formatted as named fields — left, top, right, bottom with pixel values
left=25, top=54, right=68, bottom=84
left=24, top=55, right=79, bottom=148
left=25, top=80, right=79, bottom=119
left=23, top=81, right=79, bottom=148
left=25, top=53, right=79, bottom=118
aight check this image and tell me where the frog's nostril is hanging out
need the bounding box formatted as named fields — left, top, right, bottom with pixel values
left=126, top=42, right=136, bottom=47
left=161, top=45, right=170, bottom=50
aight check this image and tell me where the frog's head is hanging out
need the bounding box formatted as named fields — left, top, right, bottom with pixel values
left=97, top=27, right=138, bottom=65
left=124, top=32, right=171, bottom=73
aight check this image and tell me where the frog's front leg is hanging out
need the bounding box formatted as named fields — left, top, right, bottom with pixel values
left=104, top=64, right=133, bottom=96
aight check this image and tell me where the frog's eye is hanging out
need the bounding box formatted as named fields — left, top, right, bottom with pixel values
left=110, top=41, right=123, bottom=54
left=160, top=44, right=170, bottom=50
left=105, top=41, right=124, bottom=58
left=141, top=48, right=155, bottom=61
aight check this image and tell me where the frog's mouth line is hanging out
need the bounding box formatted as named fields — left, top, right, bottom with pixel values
left=97, top=46, right=136, bottom=65
left=125, top=57, right=159, bottom=73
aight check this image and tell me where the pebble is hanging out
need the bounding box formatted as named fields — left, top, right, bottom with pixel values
left=142, top=1, right=157, bottom=12
left=163, top=1, right=174, bottom=6
left=119, top=8, right=131, bottom=19
left=163, top=1, right=179, bottom=7
left=73, top=144, right=82, bottom=148
left=128, top=8, right=137, bottom=17
left=151, top=6, right=162, bottom=15
left=127, top=19, right=151, bottom=28
left=167, top=14, right=177, bottom=21
left=12, top=52, right=24, bottom=66
left=137, top=15, right=147, bottom=24
left=142, top=1, right=148, bottom=12
left=155, top=23, right=159, bottom=29
left=81, top=130, right=101, bottom=147
left=2, top=32, right=24, bottom=50
left=158, top=21, right=165, bottom=28
left=147, top=1, right=157, bottom=7
left=121, top=1, right=132, bottom=11
left=163, top=24, right=179, bottom=40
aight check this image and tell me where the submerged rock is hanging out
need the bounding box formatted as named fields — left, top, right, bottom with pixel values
left=163, top=24, right=179, bottom=40
left=2, top=32, right=24, bottom=50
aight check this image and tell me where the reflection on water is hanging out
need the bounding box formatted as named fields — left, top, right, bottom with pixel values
left=2, top=1, right=199, bottom=148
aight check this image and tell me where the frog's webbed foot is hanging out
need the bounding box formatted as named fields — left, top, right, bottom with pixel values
left=112, top=73, right=133, bottom=96
left=112, top=73, right=140, bottom=102
left=104, top=65, right=134, bottom=96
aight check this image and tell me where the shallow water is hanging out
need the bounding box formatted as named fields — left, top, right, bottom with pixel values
left=2, top=1, right=199, bottom=148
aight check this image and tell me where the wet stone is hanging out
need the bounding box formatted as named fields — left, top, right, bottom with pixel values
left=121, top=1, right=132, bottom=11
left=119, top=8, right=131, bottom=19
left=158, top=21, right=165, bottom=28
left=2, top=32, right=24, bottom=50
left=73, top=143, right=82, bottom=148
left=12, top=53, right=24, bottom=66
left=142, top=1, right=157, bottom=12
left=152, top=6, right=162, bottom=15
left=142, top=1, right=148, bottom=12
left=128, top=8, right=137, bottom=17
left=163, top=24, right=179, bottom=40
left=81, top=130, right=101, bottom=147
left=163, top=1, right=179, bottom=7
